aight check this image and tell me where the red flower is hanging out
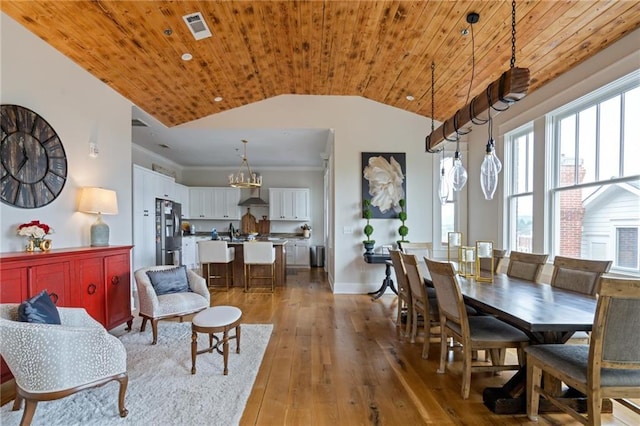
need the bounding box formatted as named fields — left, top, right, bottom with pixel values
left=17, top=220, right=51, bottom=234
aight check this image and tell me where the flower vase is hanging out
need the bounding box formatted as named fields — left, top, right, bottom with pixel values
left=303, top=229, right=310, bottom=238
left=26, top=238, right=52, bottom=252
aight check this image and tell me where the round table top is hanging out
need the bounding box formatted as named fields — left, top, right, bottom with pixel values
left=193, top=306, right=242, bottom=328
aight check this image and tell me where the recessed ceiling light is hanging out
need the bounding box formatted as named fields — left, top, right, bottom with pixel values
left=214, top=97, right=223, bottom=102
left=406, top=95, right=415, bottom=101
left=181, top=53, right=193, bottom=61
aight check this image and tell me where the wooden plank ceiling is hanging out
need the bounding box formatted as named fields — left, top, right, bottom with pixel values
left=2, top=1, right=639, bottom=128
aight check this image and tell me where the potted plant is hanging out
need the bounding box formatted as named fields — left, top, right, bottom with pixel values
left=397, top=198, right=409, bottom=245
left=362, top=199, right=375, bottom=254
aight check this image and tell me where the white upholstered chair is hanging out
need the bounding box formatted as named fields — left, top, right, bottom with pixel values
left=198, top=240, right=235, bottom=291
left=0, top=304, right=128, bottom=425
left=243, top=242, right=276, bottom=292
left=134, top=265, right=210, bottom=344
left=526, top=276, right=640, bottom=425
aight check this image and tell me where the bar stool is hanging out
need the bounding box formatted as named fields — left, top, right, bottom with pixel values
left=243, top=241, right=276, bottom=293
left=197, top=240, right=235, bottom=291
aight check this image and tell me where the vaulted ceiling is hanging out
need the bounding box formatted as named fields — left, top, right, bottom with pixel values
left=2, top=1, right=639, bottom=129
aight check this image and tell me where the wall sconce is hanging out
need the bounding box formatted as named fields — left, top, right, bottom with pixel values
left=78, top=187, right=118, bottom=246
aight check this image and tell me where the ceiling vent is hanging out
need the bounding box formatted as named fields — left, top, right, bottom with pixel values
left=182, top=12, right=212, bottom=40
left=131, top=118, right=149, bottom=127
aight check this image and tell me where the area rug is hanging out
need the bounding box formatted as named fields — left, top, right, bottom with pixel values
left=1, top=322, right=273, bottom=426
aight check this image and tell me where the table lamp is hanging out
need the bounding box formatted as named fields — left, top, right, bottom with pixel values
left=79, top=187, right=119, bottom=246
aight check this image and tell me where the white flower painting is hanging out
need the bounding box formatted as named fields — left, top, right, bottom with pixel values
left=362, top=152, right=406, bottom=218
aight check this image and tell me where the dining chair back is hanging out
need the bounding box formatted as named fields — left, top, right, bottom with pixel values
left=479, top=249, right=507, bottom=274
left=389, top=250, right=412, bottom=339
left=506, top=251, right=549, bottom=282
left=425, top=258, right=530, bottom=399
left=197, top=240, right=235, bottom=291
left=243, top=241, right=276, bottom=292
left=399, top=242, right=433, bottom=259
left=401, top=252, right=439, bottom=359
left=550, top=256, right=612, bottom=296
left=526, top=276, right=640, bottom=425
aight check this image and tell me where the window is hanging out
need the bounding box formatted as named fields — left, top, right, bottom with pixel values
left=440, top=156, right=455, bottom=244
left=548, top=71, right=640, bottom=271
left=505, top=126, right=534, bottom=252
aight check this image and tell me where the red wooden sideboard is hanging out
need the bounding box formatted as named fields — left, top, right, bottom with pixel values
left=0, top=245, right=134, bottom=383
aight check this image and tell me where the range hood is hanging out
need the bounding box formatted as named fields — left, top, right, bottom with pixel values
left=238, top=187, right=268, bottom=206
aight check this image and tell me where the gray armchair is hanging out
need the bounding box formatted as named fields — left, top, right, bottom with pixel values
left=0, top=304, right=128, bottom=426
left=134, top=265, right=210, bottom=344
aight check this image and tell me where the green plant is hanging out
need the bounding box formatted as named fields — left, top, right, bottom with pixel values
left=398, top=199, right=408, bottom=242
left=363, top=199, right=375, bottom=243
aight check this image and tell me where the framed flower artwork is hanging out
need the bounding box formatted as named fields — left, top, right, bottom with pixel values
left=362, top=152, right=406, bottom=219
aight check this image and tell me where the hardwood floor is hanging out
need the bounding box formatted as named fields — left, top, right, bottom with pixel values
left=2, top=268, right=638, bottom=425
left=209, top=268, right=639, bottom=426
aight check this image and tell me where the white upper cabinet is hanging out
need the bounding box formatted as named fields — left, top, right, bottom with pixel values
left=175, top=183, right=190, bottom=218
left=269, top=188, right=310, bottom=221
left=189, top=187, right=240, bottom=220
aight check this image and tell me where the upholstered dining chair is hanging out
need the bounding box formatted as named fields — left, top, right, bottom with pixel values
left=402, top=252, right=440, bottom=359
left=526, top=276, right=640, bottom=425
left=243, top=241, right=276, bottom=292
left=550, top=256, right=612, bottom=296
left=425, top=258, right=530, bottom=399
left=197, top=240, right=235, bottom=291
left=389, top=250, right=412, bottom=339
left=0, top=304, right=128, bottom=425
left=480, top=249, right=507, bottom=274
left=506, top=251, right=549, bottom=283
left=134, top=265, right=210, bottom=344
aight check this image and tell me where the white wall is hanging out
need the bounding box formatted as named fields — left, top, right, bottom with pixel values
left=180, top=95, right=432, bottom=293
left=0, top=13, right=133, bottom=252
left=465, top=28, right=640, bottom=251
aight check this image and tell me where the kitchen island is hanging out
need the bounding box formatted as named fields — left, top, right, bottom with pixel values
left=200, top=239, right=287, bottom=289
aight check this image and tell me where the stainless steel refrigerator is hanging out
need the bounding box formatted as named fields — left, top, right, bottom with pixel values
left=156, top=199, right=182, bottom=266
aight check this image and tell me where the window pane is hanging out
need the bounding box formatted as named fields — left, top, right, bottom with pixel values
left=513, top=133, right=531, bottom=193
left=624, top=86, right=640, bottom=176
left=441, top=203, right=455, bottom=244
left=598, top=95, right=621, bottom=180
left=556, top=180, right=640, bottom=264
left=578, top=106, right=597, bottom=184
left=513, top=195, right=533, bottom=253
left=617, top=227, right=638, bottom=269
left=559, top=115, right=576, bottom=187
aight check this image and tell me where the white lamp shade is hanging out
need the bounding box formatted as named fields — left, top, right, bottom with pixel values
left=79, top=187, right=119, bottom=215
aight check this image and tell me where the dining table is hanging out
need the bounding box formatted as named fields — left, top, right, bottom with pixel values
left=421, top=269, right=607, bottom=414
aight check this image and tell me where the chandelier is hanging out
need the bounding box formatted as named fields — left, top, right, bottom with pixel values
left=228, top=139, right=262, bottom=188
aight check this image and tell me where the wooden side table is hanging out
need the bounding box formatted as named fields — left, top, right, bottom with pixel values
left=363, top=253, right=397, bottom=300
left=191, top=306, right=242, bottom=375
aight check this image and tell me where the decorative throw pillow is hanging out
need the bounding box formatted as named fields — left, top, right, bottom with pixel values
left=146, top=266, right=191, bottom=296
left=18, top=290, right=61, bottom=324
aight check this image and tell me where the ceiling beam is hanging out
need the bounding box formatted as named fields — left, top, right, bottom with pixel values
left=425, top=67, right=531, bottom=152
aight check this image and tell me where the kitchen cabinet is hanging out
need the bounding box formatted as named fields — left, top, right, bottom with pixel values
left=133, top=165, right=157, bottom=272
left=182, top=236, right=197, bottom=270
left=285, top=238, right=310, bottom=267
left=0, top=245, right=133, bottom=383
left=269, top=188, right=310, bottom=221
left=189, top=187, right=240, bottom=220
left=175, top=183, right=190, bottom=219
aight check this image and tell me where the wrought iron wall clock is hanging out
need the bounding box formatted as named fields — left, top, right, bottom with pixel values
left=1, top=104, right=68, bottom=208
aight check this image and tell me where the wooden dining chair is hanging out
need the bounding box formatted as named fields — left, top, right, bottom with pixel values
left=506, top=251, right=549, bottom=283
left=389, top=250, right=412, bottom=339
left=399, top=241, right=436, bottom=299
left=479, top=249, right=507, bottom=274
left=526, top=276, right=640, bottom=425
left=425, top=258, right=530, bottom=399
left=401, top=253, right=439, bottom=359
left=550, top=256, right=612, bottom=296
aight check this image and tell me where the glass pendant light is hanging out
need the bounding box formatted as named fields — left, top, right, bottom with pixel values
left=490, top=140, right=502, bottom=173
left=449, top=135, right=467, bottom=192
left=480, top=142, right=498, bottom=200
left=438, top=150, right=450, bottom=205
